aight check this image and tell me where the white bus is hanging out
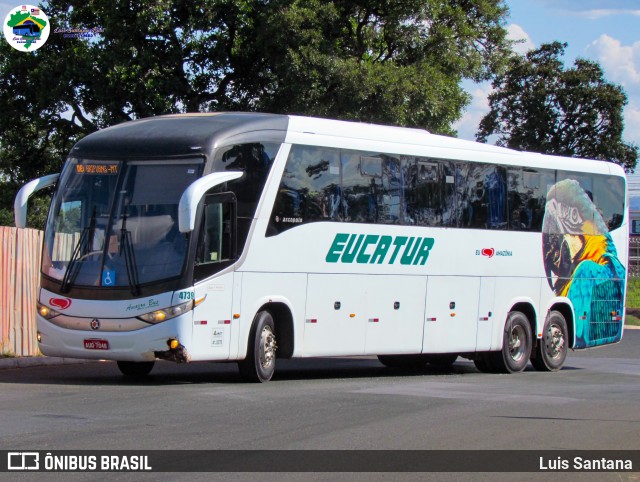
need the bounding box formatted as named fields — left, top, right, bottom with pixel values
left=15, top=113, right=628, bottom=381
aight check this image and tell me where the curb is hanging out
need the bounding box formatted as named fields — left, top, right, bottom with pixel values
left=0, top=357, right=93, bottom=370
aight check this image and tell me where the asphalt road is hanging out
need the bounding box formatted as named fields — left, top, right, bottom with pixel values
left=1, top=331, right=639, bottom=481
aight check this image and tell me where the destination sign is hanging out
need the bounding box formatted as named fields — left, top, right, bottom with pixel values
left=75, top=163, right=119, bottom=175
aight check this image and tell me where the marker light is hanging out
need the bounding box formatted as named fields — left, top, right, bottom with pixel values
left=137, top=300, right=193, bottom=324
left=168, top=339, right=180, bottom=350
left=37, top=302, right=61, bottom=320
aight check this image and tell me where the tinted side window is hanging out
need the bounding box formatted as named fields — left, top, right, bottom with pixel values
left=593, top=175, right=625, bottom=231
left=507, top=168, right=555, bottom=231
left=551, top=171, right=625, bottom=233
left=213, top=143, right=279, bottom=218
left=268, top=144, right=626, bottom=236
left=342, top=150, right=382, bottom=223
left=193, top=194, right=237, bottom=282
left=270, top=145, right=341, bottom=234
left=403, top=157, right=456, bottom=227
left=212, top=142, right=279, bottom=250
left=458, top=163, right=507, bottom=229
left=555, top=171, right=597, bottom=234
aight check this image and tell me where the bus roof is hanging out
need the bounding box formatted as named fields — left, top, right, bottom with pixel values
left=68, top=112, right=624, bottom=177
left=285, top=115, right=623, bottom=177
left=70, top=112, right=289, bottom=159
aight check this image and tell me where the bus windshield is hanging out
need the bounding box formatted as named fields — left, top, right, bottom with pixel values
left=42, top=158, right=203, bottom=289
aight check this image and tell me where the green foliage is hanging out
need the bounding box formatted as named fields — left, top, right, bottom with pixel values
left=0, top=0, right=513, bottom=227
left=0, top=192, right=51, bottom=230
left=626, top=277, right=640, bottom=309
left=477, top=42, right=639, bottom=172
left=239, top=0, right=511, bottom=132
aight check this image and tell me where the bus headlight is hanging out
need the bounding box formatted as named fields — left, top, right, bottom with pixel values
left=37, top=302, right=61, bottom=320
left=137, top=301, right=193, bottom=324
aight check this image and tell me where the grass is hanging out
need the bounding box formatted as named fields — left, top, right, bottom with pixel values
left=626, top=277, right=640, bottom=326
left=626, top=314, right=640, bottom=326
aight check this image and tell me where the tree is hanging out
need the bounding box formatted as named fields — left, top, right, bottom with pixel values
left=0, top=0, right=513, bottom=227
left=476, top=42, right=638, bottom=172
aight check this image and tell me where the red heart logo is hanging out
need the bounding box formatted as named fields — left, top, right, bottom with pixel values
left=481, top=248, right=495, bottom=258
left=50, top=297, right=72, bottom=310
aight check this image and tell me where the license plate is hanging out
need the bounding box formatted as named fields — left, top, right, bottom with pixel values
left=84, top=339, right=109, bottom=350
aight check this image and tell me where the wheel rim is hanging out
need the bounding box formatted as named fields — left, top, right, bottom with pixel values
left=259, top=325, right=277, bottom=370
left=508, top=324, right=527, bottom=362
left=545, top=322, right=565, bottom=360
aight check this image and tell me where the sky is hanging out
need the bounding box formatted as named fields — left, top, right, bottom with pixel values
left=2, top=1, right=640, bottom=149
left=455, top=0, right=640, bottom=149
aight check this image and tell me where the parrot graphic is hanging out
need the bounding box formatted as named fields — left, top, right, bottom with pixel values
left=542, top=179, right=625, bottom=348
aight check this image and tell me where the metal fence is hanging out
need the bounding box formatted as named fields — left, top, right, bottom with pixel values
left=0, top=227, right=43, bottom=356
left=627, top=237, right=640, bottom=316
left=629, top=237, right=640, bottom=277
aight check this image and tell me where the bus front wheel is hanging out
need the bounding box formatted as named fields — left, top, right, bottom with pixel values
left=531, top=310, right=568, bottom=372
left=489, top=311, right=532, bottom=373
left=117, top=360, right=154, bottom=378
left=238, top=311, right=277, bottom=383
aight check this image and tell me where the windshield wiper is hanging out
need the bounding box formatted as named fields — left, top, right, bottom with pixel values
left=60, top=228, right=88, bottom=293
left=119, top=209, right=140, bottom=296
left=60, top=206, right=96, bottom=293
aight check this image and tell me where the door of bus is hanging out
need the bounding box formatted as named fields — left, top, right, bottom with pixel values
left=423, top=276, right=480, bottom=353
left=190, top=193, right=238, bottom=361
left=304, top=274, right=366, bottom=356
left=364, top=275, right=426, bottom=354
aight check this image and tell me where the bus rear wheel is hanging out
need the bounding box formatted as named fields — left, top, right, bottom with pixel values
left=489, top=311, right=532, bottom=373
left=238, top=311, right=277, bottom=383
left=531, top=310, right=568, bottom=372
left=117, top=360, right=154, bottom=378
left=473, top=353, right=496, bottom=373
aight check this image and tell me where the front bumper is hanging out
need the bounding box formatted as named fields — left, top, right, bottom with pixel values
left=36, top=313, right=192, bottom=362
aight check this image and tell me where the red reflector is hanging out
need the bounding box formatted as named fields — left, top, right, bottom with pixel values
left=306, top=319, right=317, bottom=324
left=224, top=320, right=231, bottom=324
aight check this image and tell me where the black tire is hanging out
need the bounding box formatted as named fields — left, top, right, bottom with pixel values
left=377, top=354, right=428, bottom=369
left=423, top=354, right=458, bottom=367
left=489, top=311, right=532, bottom=373
left=531, top=310, right=568, bottom=372
left=117, top=360, right=154, bottom=378
left=473, top=353, right=496, bottom=373
left=238, top=311, right=277, bottom=383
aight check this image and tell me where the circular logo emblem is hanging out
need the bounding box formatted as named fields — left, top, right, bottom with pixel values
left=3, top=5, right=50, bottom=52
left=90, top=319, right=101, bottom=331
